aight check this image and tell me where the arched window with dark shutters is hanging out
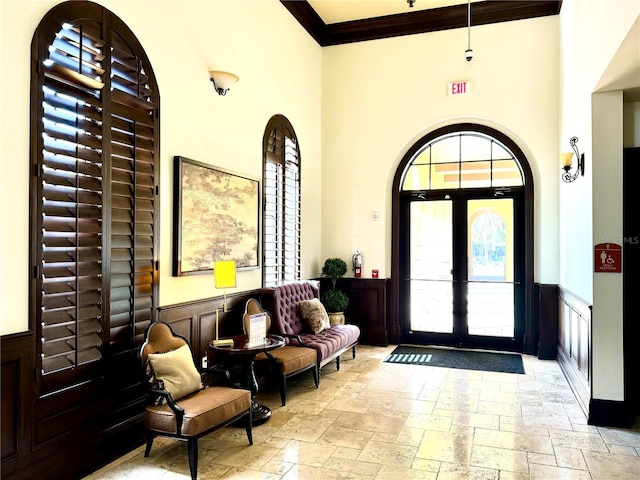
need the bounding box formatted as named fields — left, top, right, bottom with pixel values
left=262, top=115, right=300, bottom=287
left=30, top=1, right=159, bottom=394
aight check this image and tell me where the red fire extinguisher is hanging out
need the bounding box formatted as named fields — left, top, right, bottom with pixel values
left=352, top=250, right=362, bottom=278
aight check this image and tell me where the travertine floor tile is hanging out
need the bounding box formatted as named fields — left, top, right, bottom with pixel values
left=583, top=450, right=640, bottom=480
left=528, top=463, right=593, bottom=479
left=469, top=444, right=529, bottom=473
left=271, top=439, right=335, bottom=467
left=332, top=411, right=406, bottom=434
left=415, top=430, right=473, bottom=464
left=375, top=463, right=438, bottom=479
left=281, top=463, right=375, bottom=480
left=357, top=440, right=418, bottom=467
left=82, top=346, right=640, bottom=480
left=474, top=427, right=554, bottom=455
left=437, top=461, right=499, bottom=480
left=318, top=425, right=374, bottom=449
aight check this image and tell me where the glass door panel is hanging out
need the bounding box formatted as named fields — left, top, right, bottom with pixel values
left=409, top=200, right=453, bottom=334
left=466, top=199, right=515, bottom=338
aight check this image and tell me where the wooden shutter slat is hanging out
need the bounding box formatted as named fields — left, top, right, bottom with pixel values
left=43, top=75, right=103, bottom=106
left=43, top=232, right=101, bottom=248
left=111, top=88, right=155, bottom=111
left=43, top=93, right=102, bottom=123
left=112, top=106, right=154, bottom=126
left=43, top=246, right=101, bottom=263
left=43, top=153, right=102, bottom=177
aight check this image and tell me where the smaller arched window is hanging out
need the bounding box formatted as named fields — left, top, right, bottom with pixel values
left=262, top=115, right=300, bottom=286
left=401, top=131, right=524, bottom=191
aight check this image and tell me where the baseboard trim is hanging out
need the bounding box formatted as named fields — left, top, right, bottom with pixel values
left=536, top=344, right=556, bottom=360
left=588, top=399, right=632, bottom=427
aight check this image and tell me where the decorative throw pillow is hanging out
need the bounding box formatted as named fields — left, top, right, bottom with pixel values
left=147, top=344, right=203, bottom=402
left=298, top=298, right=330, bottom=334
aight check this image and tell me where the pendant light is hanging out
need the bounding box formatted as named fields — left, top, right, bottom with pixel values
left=465, top=0, right=474, bottom=61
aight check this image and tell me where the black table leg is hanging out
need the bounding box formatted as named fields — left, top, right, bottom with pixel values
left=237, top=357, right=272, bottom=426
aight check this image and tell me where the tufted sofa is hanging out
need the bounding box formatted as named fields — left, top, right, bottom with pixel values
left=258, top=281, right=360, bottom=374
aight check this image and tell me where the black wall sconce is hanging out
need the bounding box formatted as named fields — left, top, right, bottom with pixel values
left=560, top=136, right=585, bottom=183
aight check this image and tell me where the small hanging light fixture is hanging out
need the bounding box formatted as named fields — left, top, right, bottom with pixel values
left=465, top=0, right=474, bottom=61
left=407, top=0, right=416, bottom=7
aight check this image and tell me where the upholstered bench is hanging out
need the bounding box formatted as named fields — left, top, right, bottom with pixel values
left=258, top=281, right=360, bottom=375
left=243, top=298, right=319, bottom=406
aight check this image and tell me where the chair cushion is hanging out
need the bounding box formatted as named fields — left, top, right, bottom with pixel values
left=257, top=346, right=317, bottom=375
left=298, top=298, right=330, bottom=334
left=147, top=344, right=203, bottom=402
left=145, top=386, right=250, bottom=436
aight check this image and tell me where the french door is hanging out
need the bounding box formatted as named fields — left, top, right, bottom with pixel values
left=400, top=189, right=524, bottom=351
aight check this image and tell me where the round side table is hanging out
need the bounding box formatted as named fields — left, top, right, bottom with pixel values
left=209, top=334, right=285, bottom=425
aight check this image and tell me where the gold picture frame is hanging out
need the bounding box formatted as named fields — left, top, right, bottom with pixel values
left=173, top=156, right=259, bottom=276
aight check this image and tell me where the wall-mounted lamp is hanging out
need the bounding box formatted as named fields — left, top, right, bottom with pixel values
left=212, top=259, right=236, bottom=347
left=560, top=136, right=585, bottom=183
left=209, top=70, right=238, bottom=96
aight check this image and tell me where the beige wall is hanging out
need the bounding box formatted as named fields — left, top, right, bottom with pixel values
left=559, top=0, right=640, bottom=401
left=0, top=0, right=323, bottom=335
left=321, top=16, right=560, bottom=282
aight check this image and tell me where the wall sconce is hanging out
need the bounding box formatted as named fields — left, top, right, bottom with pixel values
left=212, top=259, right=236, bottom=347
left=209, top=70, right=238, bottom=96
left=560, top=136, right=585, bottom=183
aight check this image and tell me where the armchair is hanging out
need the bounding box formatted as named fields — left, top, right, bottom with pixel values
left=138, top=321, right=252, bottom=480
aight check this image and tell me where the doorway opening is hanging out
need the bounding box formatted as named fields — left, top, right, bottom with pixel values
left=392, top=124, right=535, bottom=353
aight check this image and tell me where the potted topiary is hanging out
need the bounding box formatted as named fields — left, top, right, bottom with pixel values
left=320, top=257, right=349, bottom=325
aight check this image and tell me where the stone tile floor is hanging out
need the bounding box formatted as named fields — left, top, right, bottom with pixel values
left=83, top=345, right=640, bottom=479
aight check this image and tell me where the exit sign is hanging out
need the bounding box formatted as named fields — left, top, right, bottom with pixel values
left=448, top=81, right=471, bottom=96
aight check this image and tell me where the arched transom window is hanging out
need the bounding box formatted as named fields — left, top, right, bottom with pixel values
left=401, top=131, right=524, bottom=191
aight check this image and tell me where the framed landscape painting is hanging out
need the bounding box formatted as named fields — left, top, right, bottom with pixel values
left=173, top=156, right=259, bottom=276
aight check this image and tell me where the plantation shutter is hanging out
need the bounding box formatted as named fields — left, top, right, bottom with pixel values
left=33, top=7, right=159, bottom=394
left=262, top=115, right=300, bottom=287
left=108, top=31, right=157, bottom=353
left=39, top=21, right=105, bottom=386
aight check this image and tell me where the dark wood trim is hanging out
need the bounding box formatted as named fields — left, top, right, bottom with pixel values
left=158, top=290, right=259, bottom=367
left=1, top=333, right=35, bottom=472
left=623, top=147, right=640, bottom=414
left=557, top=287, right=591, bottom=421
left=342, top=278, right=388, bottom=346
left=536, top=283, right=559, bottom=359
left=281, top=1, right=561, bottom=46
left=316, top=278, right=390, bottom=346
left=279, top=0, right=326, bottom=45
left=589, top=399, right=632, bottom=428
left=1, top=290, right=258, bottom=480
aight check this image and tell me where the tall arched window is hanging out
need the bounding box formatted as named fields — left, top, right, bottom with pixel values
left=30, top=2, right=159, bottom=394
left=262, top=115, right=300, bottom=286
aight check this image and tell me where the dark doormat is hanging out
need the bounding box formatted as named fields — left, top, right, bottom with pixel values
left=384, top=345, right=525, bottom=374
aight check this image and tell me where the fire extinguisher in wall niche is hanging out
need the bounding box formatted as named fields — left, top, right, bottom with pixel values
left=352, top=250, right=362, bottom=278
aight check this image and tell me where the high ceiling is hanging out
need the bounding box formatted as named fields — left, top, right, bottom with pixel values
left=280, top=0, right=562, bottom=46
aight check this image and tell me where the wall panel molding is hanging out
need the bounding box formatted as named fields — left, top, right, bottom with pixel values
left=557, top=287, right=591, bottom=419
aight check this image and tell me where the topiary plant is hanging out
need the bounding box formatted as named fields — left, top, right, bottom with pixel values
left=320, top=257, right=349, bottom=313
left=321, top=257, right=347, bottom=290
left=321, top=288, right=349, bottom=313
